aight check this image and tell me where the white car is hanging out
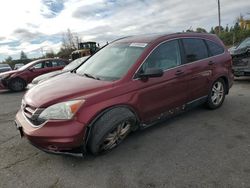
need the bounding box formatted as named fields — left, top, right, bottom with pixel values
left=0, top=64, right=12, bottom=73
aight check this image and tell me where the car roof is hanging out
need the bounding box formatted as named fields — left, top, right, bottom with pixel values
left=114, top=32, right=219, bottom=44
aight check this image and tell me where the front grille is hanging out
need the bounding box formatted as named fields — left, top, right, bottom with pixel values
left=22, top=101, right=45, bottom=126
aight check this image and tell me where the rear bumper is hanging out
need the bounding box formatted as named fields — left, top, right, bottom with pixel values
left=15, top=109, right=87, bottom=156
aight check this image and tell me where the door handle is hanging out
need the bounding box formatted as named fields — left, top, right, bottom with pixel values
left=208, top=61, right=215, bottom=65
left=175, top=70, right=184, bottom=75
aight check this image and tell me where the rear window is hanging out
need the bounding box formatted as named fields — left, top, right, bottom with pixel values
left=205, top=40, right=224, bottom=56
left=182, top=38, right=208, bottom=63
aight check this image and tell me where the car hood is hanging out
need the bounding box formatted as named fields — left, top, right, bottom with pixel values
left=0, top=69, right=20, bottom=77
left=32, top=70, right=64, bottom=84
left=24, top=72, right=113, bottom=107
left=229, top=46, right=248, bottom=56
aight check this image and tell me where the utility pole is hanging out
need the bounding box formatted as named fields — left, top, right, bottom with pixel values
left=218, top=0, right=221, bottom=34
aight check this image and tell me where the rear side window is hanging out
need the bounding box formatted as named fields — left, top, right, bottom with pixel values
left=44, top=61, right=52, bottom=67
left=57, top=60, right=66, bottom=66
left=205, top=40, right=224, bottom=56
left=51, top=60, right=66, bottom=67
left=182, top=38, right=208, bottom=63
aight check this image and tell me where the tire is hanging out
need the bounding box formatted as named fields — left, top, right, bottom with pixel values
left=8, top=78, right=26, bottom=92
left=88, top=108, right=136, bottom=155
left=206, top=78, right=226, bottom=109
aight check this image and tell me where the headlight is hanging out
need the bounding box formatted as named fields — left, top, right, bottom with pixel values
left=38, top=100, right=84, bottom=120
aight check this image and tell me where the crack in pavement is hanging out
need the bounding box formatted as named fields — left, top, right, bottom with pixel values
left=1, top=152, right=39, bottom=170
left=0, top=135, right=19, bottom=146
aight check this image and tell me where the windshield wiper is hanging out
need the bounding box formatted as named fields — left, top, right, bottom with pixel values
left=83, top=73, right=100, bottom=80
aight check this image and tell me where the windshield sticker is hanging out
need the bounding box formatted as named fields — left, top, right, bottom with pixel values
left=130, top=43, right=148, bottom=48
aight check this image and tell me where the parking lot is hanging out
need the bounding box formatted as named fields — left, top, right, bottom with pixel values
left=0, top=78, right=249, bottom=188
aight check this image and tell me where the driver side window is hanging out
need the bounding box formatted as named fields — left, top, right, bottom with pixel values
left=141, top=40, right=181, bottom=72
left=33, top=62, right=44, bottom=69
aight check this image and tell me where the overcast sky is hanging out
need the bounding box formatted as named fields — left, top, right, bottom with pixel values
left=0, top=0, right=249, bottom=61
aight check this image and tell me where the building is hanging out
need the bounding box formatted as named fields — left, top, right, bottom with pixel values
left=239, top=15, right=250, bottom=30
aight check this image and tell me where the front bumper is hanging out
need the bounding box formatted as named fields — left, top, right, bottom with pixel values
left=0, top=79, right=7, bottom=90
left=233, top=68, right=250, bottom=76
left=15, top=109, right=87, bottom=156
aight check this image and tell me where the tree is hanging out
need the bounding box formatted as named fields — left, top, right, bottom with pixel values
left=210, top=27, right=215, bottom=34
left=61, top=29, right=78, bottom=50
left=45, top=50, right=55, bottom=58
left=5, top=56, right=12, bottom=63
left=225, top=25, right=229, bottom=32
left=233, top=22, right=241, bottom=32
left=214, top=26, right=224, bottom=34
left=57, top=29, right=79, bottom=59
left=196, top=27, right=207, bottom=33
left=20, top=51, right=28, bottom=60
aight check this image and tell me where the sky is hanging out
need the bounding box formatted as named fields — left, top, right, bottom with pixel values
left=0, top=0, right=249, bottom=61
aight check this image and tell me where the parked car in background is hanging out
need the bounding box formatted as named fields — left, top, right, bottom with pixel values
left=229, top=37, right=250, bottom=77
left=28, top=56, right=90, bottom=89
left=14, top=63, right=25, bottom=70
left=15, top=33, right=233, bottom=157
left=0, top=64, right=12, bottom=73
left=0, top=58, right=69, bottom=91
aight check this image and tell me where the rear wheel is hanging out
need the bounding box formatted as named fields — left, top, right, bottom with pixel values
left=8, top=78, right=26, bottom=92
left=206, top=78, right=226, bottom=109
left=88, top=108, right=136, bottom=155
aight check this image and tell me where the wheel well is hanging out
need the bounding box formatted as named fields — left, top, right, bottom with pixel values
left=9, top=77, right=27, bottom=85
left=84, top=105, right=140, bottom=149
left=219, top=76, right=229, bottom=94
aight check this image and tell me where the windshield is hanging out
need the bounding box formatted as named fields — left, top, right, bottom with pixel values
left=18, top=60, right=38, bottom=71
left=63, top=56, right=89, bottom=71
left=76, top=42, right=146, bottom=81
left=237, top=38, right=250, bottom=49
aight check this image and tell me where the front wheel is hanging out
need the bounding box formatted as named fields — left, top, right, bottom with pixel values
left=8, top=78, right=26, bottom=92
left=206, top=79, right=226, bottom=109
left=88, top=108, right=136, bottom=155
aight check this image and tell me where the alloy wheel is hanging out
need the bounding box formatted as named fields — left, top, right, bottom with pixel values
left=100, top=121, right=131, bottom=151
left=211, top=81, right=224, bottom=106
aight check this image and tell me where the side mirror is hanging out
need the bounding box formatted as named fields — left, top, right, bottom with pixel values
left=138, top=68, right=163, bottom=78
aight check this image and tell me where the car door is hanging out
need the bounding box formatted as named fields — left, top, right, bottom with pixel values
left=135, top=39, right=189, bottom=123
left=27, top=61, right=49, bottom=82
left=180, top=38, right=212, bottom=102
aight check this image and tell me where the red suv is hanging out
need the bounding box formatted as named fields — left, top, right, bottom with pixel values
left=15, top=33, right=233, bottom=156
left=0, top=58, right=69, bottom=91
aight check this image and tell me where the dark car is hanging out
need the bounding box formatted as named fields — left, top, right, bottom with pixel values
left=28, top=56, right=90, bottom=89
left=0, top=58, right=69, bottom=91
left=15, top=33, right=233, bottom=156
left=14, top=63, right=25, bottom=70
left=0, top=64, right=12, bottom=73
left=229, top=37, right=250, bottom=76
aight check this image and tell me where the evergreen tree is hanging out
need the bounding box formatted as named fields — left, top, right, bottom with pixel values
left=20, top=51, right=28, bottom=60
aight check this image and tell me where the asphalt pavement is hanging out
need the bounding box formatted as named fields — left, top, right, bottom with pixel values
left=0, top=78, right=250, bottom=188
